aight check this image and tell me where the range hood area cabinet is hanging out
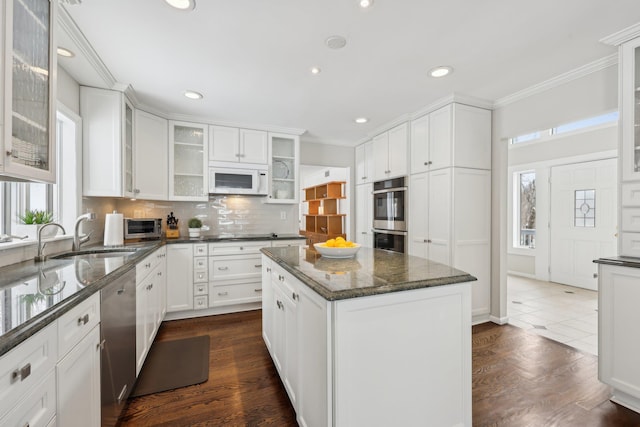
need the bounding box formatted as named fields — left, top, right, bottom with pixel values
left=81, top=86, right=135, bottom=197
left=209, top=126, right=269, bottom=165
left=1, top=0, right=58, bottom=183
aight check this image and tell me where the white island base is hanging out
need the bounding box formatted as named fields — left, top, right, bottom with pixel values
left=262, top=252, right=473, bottom=427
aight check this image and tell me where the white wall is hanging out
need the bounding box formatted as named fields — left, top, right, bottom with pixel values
left=57, top=66, right=80, bottom=114
left=491, top=63, right=619, bottom=321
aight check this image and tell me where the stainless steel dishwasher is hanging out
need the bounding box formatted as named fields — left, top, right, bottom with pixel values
left=100, top=268, right=136, bottom=427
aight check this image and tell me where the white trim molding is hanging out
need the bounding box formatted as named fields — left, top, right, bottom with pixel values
left=489, top=315, right=509, bottom=325
left=600, top=23, right=640, bottom=46
left=494, top=54, right=618, bottom=109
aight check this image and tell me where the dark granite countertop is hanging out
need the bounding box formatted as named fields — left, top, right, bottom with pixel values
left=261, top=246, right=476, bottom=301
left=165, top=233, right=305, bottom=243
left=594, top=256, right=640, bottom=268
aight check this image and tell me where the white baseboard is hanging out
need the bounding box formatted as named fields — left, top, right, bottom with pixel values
left=507, top=270, right=537, bottom=279
left=489, top=315, right=509, bottom=325
left=164, top=302, right=261, bottom=321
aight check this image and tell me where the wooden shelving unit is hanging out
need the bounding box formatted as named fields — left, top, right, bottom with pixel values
left=302, top=181, right=347, bottom=246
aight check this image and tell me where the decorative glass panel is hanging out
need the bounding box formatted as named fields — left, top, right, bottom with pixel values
left=518, top=172, right=536, bottom=248
left=575, top=189, right=595, bottom=227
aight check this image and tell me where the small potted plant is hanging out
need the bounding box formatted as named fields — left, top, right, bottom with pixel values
left=15, top=209, right=57, bottom=239
left=187, top=217, right=203, bottom=238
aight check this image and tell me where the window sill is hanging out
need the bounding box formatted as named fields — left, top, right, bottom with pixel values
left=508, top=247, right=536, bottom=256
left=0, top=235, right=73, bottom=251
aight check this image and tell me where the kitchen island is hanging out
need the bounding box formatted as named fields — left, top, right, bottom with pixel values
left=261, top=245, right=476, bottom=427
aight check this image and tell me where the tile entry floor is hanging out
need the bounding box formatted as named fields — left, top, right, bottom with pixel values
left=507, top=274, right=598, bottom=356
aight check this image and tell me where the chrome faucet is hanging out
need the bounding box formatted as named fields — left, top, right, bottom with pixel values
left=35, top=223, right=66, bottom=262
left=73, top=212, right=96, bottom=251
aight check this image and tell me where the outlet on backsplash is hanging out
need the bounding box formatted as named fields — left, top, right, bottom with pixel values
left=280, top=211, right=287, bottom=220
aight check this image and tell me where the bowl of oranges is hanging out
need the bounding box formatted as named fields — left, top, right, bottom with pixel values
left=314, top=237, right=361, bottom=258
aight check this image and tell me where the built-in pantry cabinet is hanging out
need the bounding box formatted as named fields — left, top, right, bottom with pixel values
left=355, top=140, right=374, bottom=184
left=372, top=122, right=409, bottom=181
left=355, top=183, right=373, bottom=248
left=1, top=0, right=58, bottom=183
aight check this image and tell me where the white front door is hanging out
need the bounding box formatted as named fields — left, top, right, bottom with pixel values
left=549, top=158, right=617, bottom=290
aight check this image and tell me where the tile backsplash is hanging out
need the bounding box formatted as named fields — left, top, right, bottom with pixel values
left=113, top=196, right=300, bottom=237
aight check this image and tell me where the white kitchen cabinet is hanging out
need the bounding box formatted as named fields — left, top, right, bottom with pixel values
left=0, top=371, right=56, bottom=427
left=411, top=103, right=491, bottom=174
left=166, top=244, right=194, bottom=312
left=271, top=239, right=306, bottom=248
left=208, top=241, right=264, bottom=308
left=134, top=110, right=168, bottom=200
left=409, top=168, right=491, bottom=323
left=81, top=87, right=135, bottom=197
left=372, top=123, right=408, bottom=181
left=0, top=0, right=57, bottom=183
left=355, top=183, right=373, bottom=247
left=135, top=249, right=165, bottom=376
left=355, top=140, right=374, bottom=184
left=266, top=133, right=299, bottom=204
left=209, top=126, right=268, bottom=165
left=598, top=263, right=640, bottom=413
left=56, top=325, right=101, bottom=427
left=169, top=121, right=209, bottom=201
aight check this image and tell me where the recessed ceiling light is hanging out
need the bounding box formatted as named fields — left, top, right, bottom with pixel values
left=354, top=117, right=368, bottom=124
left=429, top=66, right=453, bottom=78
left=165, top=0, right=195, bottom=11
left=326, top=35, right=347, bottom=50
left=310, top=66, right=321, bottom=75
left=359, top=0, right=374, bottom=8
left=57, top=47, right=75, bottom=58
left=183, top=90, right=203, bottom=100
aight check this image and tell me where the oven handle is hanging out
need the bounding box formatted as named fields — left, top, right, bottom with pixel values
left=373, top=229, right=407, bottom=236
left=372, top=186, right=407, bottom=194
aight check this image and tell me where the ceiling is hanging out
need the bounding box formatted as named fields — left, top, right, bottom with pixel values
left=58, top=0, right=640, bottom=147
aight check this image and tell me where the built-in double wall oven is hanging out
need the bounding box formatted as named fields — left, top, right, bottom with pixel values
left=373, top=176, right=407, bottom=253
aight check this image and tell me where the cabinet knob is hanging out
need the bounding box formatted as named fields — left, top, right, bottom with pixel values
left=423, top=239, right=428, bottom=243
left=134, top=188, right=140, bottom=194
left=279, top=275, right=285, bottom=281
left=77, top=314, right=89, bottom=326
left=292, top=292, right=299, bottom=301
left=11, top=363, right=31, bottom=383
left=266, top=267, right=271, bottom=272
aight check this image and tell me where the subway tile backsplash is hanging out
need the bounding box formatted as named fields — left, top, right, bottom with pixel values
left=112, top=196, right=300, bottom=237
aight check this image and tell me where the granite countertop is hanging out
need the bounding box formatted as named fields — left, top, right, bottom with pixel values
left=261, top=246, right=476, bottom=301
left=166, top=233, right=306, bottom=243
left=593, top=256, right=640, bottom=268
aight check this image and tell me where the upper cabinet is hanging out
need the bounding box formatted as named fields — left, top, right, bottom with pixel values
left=81, top=86, right=134, bottom=197
left=621, top=37, right=640, bottom=182
left=1, top=0, right=57, bottom=182
left=169, top=121, right=208, bottom=201
left=355, top=140, right=374, bottom=185
left=265, top=133, right=299, bottom=204
left=209, top=126, right=268, bottom=165
left=134, top=110, right=168, bottom=200
left=372, top=122, right=408, bottom=181
left=411, top=103, right=491, bottom=174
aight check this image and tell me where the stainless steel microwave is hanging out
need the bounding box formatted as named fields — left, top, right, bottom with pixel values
left=208, top=164, right=268, bottom=195
left=124, top=218, right=162, bottom=240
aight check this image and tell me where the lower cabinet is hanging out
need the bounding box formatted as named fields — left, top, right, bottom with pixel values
left=598, top=263, right=640, bottom=413
left=262, top=254, right=472, bottom=427
left=166, top=244, right=194, bottom=312
left=56, top=326, right=101, bottom=427
left=3, top=371, right=56, bottom=427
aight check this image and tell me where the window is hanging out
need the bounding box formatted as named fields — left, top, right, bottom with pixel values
left=515, top=171, right=536, bottom=248
left=509, top=111, right=618, bottom=145
left=575, top=189, right=595, bottom=227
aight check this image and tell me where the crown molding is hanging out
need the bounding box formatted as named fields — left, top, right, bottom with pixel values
left=58, top=5, right=117, bottom=89
left=493, top=54, right=618, bottom=109
left=600, top=23, right=640, bottom=46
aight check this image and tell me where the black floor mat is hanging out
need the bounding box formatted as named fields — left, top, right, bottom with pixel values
left=130, top=335, right=210, bottom=398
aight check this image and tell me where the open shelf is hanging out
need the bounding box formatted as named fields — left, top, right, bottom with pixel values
left=302, top=181, right=347, bottom=244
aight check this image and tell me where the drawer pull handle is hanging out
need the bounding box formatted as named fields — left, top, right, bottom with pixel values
left=254, top=289, right=262, bottom=293
left=254, top=264, right=262, bottom=268
left=218, top=291, right=229, bottom=296
left=117, top=288, right=125, bottom=295
left=278, top=275, right=285, bottom=281
left=240, top=246, right=244, bottom=250
left=117, top=384, right=128, bottom=404
left=266, top=267, right=271, bottom=272
left=146, top=263, right=151, bottom=268
left=97, top=339, right=106, bottom=351
left=78, top=314, right=89, bottom=326
left=292, top=292, right=299, bottom=301
left=12, top=363, right=31, bottom=383
left=218, top=266, right=229, bottom=271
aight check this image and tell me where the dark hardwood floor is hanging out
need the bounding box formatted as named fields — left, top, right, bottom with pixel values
left=120, top=311, right=640, bottom=426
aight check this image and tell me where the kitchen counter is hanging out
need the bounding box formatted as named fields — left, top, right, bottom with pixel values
left=166, top=233, right=305, bottom=243
left=593, top=256, right=640, bottom=268
left=261, top=245, right=476, bottom=301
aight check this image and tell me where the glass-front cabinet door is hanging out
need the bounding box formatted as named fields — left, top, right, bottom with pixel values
left=124, top=101, right=134, bottom=197
left=266, top=133, right=299, bottom=204
left=621, top=39, right=640, bottom=181
left=2, top=0, right=57, bottom=182
left=169, top=121, right=208, bottom=201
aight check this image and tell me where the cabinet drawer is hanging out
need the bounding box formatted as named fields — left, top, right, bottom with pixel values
left=194, top=269, right=208, bottom=283
left=210, top=255, right=262, bottom=281
left=209, top=282, right=262, bottom=307
left=193, top=244, right=208, bottom=256
left=194, top=283, right=208, bottom=296
left=271, top=239, right=305, bottom=248
left=194, top=295, right=208, bottom=310
left=208, top=241, right=267, bottom=256
left=622, top=208, right=640, bottom=232
left=0, top=371, right=56, bottom=427
left=136, top=249, right=162, bottom=282
left=194, top=257, right=207, bottom=270
left=622, top=182, right=640, bottom=206
left=621, top=232, right=640, bottom=257
left=57, top=293, right=100, bottom=358
left=0, top=323, right=57, bottom=418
